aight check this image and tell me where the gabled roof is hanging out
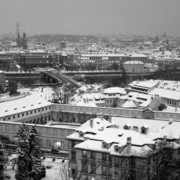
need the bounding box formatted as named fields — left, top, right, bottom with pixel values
left=121, top=100, right=138, bottom=108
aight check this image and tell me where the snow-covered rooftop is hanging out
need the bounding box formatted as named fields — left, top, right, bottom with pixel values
left=121, top=100, right=138, bottom=108
left=149, top=88, right=180, bottom=101
left=70, top=92, right=104, bottom=107
left=74, top=128, right=154, bottom=156
left=103, top=87, right=126, bottom=95
left=129, top=80, right=160, bottom=88
left=0, top=92, right=52, bottom=117
left=154, top=123, right=180, bottom=140
left=123, top=61, right=144, bottom=65
left=67, top=117, right=111, bottom=141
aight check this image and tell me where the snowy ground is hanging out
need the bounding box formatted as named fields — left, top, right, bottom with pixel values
left=5, top=156, right=70, bottom=180
left=18, top=86, right=55, bottom=101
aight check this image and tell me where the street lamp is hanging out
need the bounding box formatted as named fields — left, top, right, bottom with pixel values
left=55, top=141, right=61, bottom=150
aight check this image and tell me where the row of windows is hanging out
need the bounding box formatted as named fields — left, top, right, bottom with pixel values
left=155, top=112, right=180, bottom=119
left=167, top=99, right=178, bottom=106
left=0, top=122, right=73, bottom=138
left=3, top=106, right=51, bottom=121
left=45, top=128, right=73, bottom=137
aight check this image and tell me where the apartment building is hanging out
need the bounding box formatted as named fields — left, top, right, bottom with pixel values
left=67, top=117, right=154, bottom=180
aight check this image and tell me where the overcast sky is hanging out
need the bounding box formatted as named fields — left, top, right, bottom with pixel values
left=0, top=0, right=180, bottom=36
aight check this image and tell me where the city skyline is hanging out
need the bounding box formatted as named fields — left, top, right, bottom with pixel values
left=0, top=0, right=180, bottom=36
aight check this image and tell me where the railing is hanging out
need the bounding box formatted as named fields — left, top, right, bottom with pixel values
left=4, top=71, right=40, bottom=74
left=63, top=70, right=123, bottom=74
left=43, top=71, right=81, bottom=87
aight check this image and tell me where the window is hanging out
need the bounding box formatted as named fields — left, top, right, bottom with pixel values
left=102, top=165, right=107, bottom=176
left=12, top=126, right=16, bottom=131
left=102, top=142, right=107, bottom=149
left=13, top=116, right=15, bottom=119
left=71, top=150, right=76, bottom=161
left=46, top=129, right=50, bottom=135
left=141, top=126, right=148, bottom=134
left=53, top=129, right=57, bottom=136
left=72, top=140, right=76, bottom=148
left=90, top=162, right=96, bottom=174
left=82, top=150, right=87, bottom=157
left=61, top=130, right=64, bottom=136
left=39, top=128, right=43, bottom=135
left=102, top=153, right=107, bottom=161
left=22, top=113, right=24, bottom=117
left=132, top=126, right=139, bottom=132
left=124, top=125, right=131, bottom=130
left=46, top=139, right=51, bottom=147
left=91, top=151, right=96, bottom=159
left=5, top=125, right=9, bottom=131
left=8, top=117, right=10, bottom=120
left=39, top=139, right=43, bottom=146
left=82, top=158, right=88, bottom=173
left=114, top=146, right=119, bottom=152
left=61, top=141, right=64, bottom=148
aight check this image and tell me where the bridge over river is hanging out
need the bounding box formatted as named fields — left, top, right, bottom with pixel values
left=41, top=70, right=81, bottom=88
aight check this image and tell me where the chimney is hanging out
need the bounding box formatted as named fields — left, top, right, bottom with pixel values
left=109, top=117, right=112, bottom=123
left=99, top=126, right=104, bottom=131
left=90, top=119, right=93, bottom=128
left=126, top=137, right=131, bottom=154
left=169, top=118, right=173, bottom=125
left=175, top=105, right=177, bottom=112
left=163, top=135, right=167, bottom=146
left=97, top=113, right=104, bottom=120
left=155, top=140, right=160, bottom=149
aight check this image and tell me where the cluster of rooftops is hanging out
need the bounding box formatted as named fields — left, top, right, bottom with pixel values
left=67, top=116, right=180, bottom=157
left=69, top=79, right=180, bottom=111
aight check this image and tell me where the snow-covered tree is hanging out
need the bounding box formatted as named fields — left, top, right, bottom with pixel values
left=15, top=124, right=45, bottom=180
left=0, top=144, right=7, bottom=180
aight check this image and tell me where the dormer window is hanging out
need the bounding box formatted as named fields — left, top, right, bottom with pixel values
left=141, top=126, right=148, bottom=134
left=79, top=131, right=84, bottom=137
left=133, top=126, right=139, bottom=132
left=102, top=141, right=107, bottom=149
left=124, top=123, right=131, bottom=130
left=114, top=145, right=119, bottom=153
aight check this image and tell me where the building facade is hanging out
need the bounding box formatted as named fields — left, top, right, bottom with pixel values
left=0, top=121, right=79, bottom=151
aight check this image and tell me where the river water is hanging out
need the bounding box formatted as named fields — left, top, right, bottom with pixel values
left=9, top=70, right=180, bottom=89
